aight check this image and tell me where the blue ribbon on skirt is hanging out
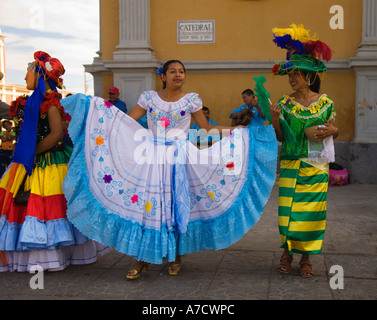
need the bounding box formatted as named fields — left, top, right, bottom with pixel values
left=151, top=136, right=190, bottom=234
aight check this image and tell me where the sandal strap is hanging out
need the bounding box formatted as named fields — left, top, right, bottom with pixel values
left=280, top=255, right=293, bottom=263
left=299, top=260, right=312, bottom=267
left=300, top=261, right=314, bottom=277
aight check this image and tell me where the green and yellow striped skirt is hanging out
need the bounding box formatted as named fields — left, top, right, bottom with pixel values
left=278, top=159, right=329, bottom=255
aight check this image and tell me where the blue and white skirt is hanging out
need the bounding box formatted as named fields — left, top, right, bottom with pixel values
left=61, top=94, right=278, bottom=264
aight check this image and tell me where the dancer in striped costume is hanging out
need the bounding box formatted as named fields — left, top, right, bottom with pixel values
left=278, top=160, right=329, bottom=255
left=269, top=24, right=339, bottom=277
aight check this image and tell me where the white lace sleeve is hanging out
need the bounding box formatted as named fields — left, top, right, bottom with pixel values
left=190, top=93, right=202, bottom=113
left=136, top=91, right=149, bottom=110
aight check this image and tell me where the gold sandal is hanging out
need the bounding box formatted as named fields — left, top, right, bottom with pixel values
left=168, top=261, right=182, bottom=276
left=126, top=262, right=149, bottom=280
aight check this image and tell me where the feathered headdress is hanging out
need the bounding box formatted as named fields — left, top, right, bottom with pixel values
left=272, top=24, right=332, bottom=61
left=272, top=24, right=333, bottom=75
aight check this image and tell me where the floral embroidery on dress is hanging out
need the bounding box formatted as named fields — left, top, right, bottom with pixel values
left=90, top=98, right=168, bottom=216
left=104, top=100, right=113, bottom=108
left=131, top=194, right=138, bottom=203
left=122, top=190, right=163, bottom=217
left=91, top=100, right=121, bottom=198
left=159, top=116, right=171, bottom=128
left=190, top=136, right=242, bottom=209
left=141, top=91, right=200, bottom=132
left=148, top=105, right=191, bottom=132
left=292, top=104, right=304, bottom=114
left=280, top=94, right=334, bottom=120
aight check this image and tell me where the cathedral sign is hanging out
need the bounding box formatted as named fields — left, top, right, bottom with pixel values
left=177, top=20, right=215, bottom=44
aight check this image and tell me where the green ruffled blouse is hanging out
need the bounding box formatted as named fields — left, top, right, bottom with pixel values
left=278, top=94, right=336, bottom=160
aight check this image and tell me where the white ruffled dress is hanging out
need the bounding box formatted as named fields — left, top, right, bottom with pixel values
left=60, top=91, right=278, bottom=264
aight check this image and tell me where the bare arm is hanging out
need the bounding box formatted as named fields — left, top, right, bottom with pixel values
left=192, top=109, right=238, bottom=136
left=128, top=105, right=147, bottom=121
left=230, top=111, right=242, bottom=120
left=35, top=105, right=64, bottom=155
left=314, top=119, right=339, bottom=141
left=254, top=103, right=264, bottom=118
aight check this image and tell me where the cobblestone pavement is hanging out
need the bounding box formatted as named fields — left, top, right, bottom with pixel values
left=0, top=184, right=376, bottom=301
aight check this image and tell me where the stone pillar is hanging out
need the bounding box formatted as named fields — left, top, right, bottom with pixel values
left=110, top=0, right=158, bottom=109
left=351, top=0, right=377, bottom=143
left=114, top=0, right=154, bottom=61
left=0, top=30, right=6, bottom=85
left=346, top=0, right=377, bottom=183
left=358, top=0, right=377, bottom=55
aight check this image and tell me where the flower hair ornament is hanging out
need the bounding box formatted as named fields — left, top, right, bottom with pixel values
left=271, top=24, right=333, bottom=77
left=157, top=66, right=163, bottom=78
left=34, top=51, right=65, bottom=89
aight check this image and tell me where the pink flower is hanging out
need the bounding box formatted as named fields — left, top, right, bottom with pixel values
left=131, top=194, right=138, bottom=204
left=104, top=100, right=113, bottom=108
left=225, top=131, right=233, bottom=138
left=159, top=117, right=171, bottom=128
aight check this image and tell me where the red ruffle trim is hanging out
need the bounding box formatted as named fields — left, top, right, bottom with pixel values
left=39, top=91, right=64, bottom=116
left=0, top=189, right=67, bottom=224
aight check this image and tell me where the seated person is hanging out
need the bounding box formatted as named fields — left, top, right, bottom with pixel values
left=137, top=114, right=148, bottom=129
left=230, top=89, right=265, bottom=126
left=189, top=106, right=220, bottom=147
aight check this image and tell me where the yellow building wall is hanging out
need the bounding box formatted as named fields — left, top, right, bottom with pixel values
left=149, top=0, right=361, bottom=142
left=100, top=0, right=119, bottom=94
left=101, top=0, right=362, bottom=142
left=150, top=0, right=362, bottom=61
left=101, top=0, right=119, bottom=60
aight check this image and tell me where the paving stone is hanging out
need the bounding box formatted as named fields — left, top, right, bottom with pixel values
left=1, top=184, right=376, bottom=300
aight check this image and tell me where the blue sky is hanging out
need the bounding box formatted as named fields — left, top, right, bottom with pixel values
left=0, top=0, right=100, bottom=95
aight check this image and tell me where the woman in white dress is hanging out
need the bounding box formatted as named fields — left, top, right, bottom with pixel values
left=61, top=60, right=278, bottom=279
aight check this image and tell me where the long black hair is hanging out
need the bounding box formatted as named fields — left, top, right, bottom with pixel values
left=161, top=60, right=186, bottom=89
left=307, top=73, right=321, bottom=93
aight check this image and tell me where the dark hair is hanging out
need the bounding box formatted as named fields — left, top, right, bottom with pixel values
left=161, top=60, right=186, bottom=89
left=242, top=89, right=254, bottom=96
left=306, top=73, right=321, bottom=93
left=202, top=106, right=209, bottom=112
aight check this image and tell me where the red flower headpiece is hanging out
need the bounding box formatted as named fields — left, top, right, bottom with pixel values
left=34, top=51, right=65, bottom=89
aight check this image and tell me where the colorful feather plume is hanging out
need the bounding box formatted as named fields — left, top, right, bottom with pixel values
left=303, top=40, right=332, bottom=61
left=272, top=24, right=317, bottom=42
left=273, top=34, right=306, bottom=60
left=272, top=24, right=332, bottom=62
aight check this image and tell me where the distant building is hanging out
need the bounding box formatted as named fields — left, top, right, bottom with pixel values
left=0, top=28, right=74, bottom=110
